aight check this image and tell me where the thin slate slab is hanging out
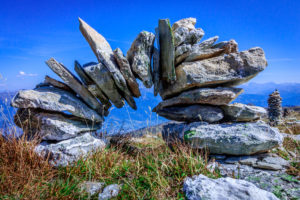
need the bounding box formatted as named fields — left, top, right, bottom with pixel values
left=84, top=63, right=125, bottom=108
left=159, top=47, right=267, bottom=99
left=126, top=31, right=155, bottom=88
left=158, top=19, right=176, bottom=83
left=152, top=47, right=160, bottom=96
left=153, top=87, right=243, bottom=112
left=155, top=105, right=224, bottom=123
left=75, top=61, right=111, bottom=113
left=78, top=18, right=132, bottom=96
left=44, top=75, right=74, bottom=93
left=11, top=87, right=103, bottom=122
left=113, top=48, right=141, bottom=97
left=14, top=108, right=101, bottom=141
left=45, top=58, right=104, bottom=114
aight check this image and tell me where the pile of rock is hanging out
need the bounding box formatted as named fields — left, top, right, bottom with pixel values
left=154, top=18, right=283, bottom=160
left=153, top=18, right=267, bottom=124
left=11, top=17, right=282, bottom=168
left=11, top=18, right=156, bottom=166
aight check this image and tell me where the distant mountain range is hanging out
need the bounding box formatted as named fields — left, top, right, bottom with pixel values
left=1, top=82, right=299, bottom=132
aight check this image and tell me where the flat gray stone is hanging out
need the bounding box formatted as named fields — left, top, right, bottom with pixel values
left=74, top=60, right=95, bottom=85
left=98, top=184, right=121, bottom=200
left=45, top=58, right=104, bottom=114
left=152, top=47, right=160, bottom=96
left=11, top=87, right=103, bottom=122
left=80, top=181, right=104, bottom=196
left=35, top=132, right=107, bottom=167
left=127, top=31, right=155, bottom=88
left=158, top=19, right=176, bottom=83
left=14, top=108, right=101, bottom=141
left=155, top=105, right=224, bottom=123
left=172, top=17, right=196, bottom=31
left=173, top=27, right=204, bottom=47
left=159, top=47, right=268, bottom=99
left=113, top=48, right=141, bottom=98
left=222, top=103, right=267, bottom=122
left=87, top=84, right=111, bottom=116
left=79, top=18, right=132, bottom=97
left=44, top=75, right=74, bottom=93
left=162, top=121, right=283, bottom=155
left=84, top=63, right=125, bottom=108
left=153, top=87, right=243, bottom=111
left=183, top=174, right=279, bottom=200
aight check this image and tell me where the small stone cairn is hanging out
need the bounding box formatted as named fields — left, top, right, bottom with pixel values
left=11, top=17, right=283, bottom=166
left=268, top=89, right=283, bottom=126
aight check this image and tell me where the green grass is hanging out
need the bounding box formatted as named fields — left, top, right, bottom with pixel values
left=0, top=135, right=219, bottom=200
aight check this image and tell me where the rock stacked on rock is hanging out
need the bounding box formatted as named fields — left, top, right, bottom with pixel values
left=268, top=89, right=282, bottom=126
left=11, top=18, right=158, bottom=166
left=11, top=17, right=277, bottom=166
left=153, top=18, right=268, bottom=124
left=154, top=18, right=283, bottom=158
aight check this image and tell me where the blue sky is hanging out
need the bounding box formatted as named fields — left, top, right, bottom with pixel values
left=0, top=0, right=299, bottom=91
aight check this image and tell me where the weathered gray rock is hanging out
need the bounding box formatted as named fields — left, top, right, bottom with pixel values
left=153, top=87, right=243, bottom=111
left=158, top=19, right=176, bottom=83
left=175, top=44, right=192, bottom=58
left=74, top=60, right=95, bottom=85
left=46, top=58, right=104, bottom=114
left=14, top=108, right=101, bottom=141
left=87, top=84, right=111, bottom=116
left=35, top=132, right=107, bottom=167
left=113, top=48, right=141, bottom=98
left=183, top=174, right=279, bottom=200
left=98, top=184, right=121, bottom=200
left=152, top=47, right=160, bottom=96
left=182, top=39, right=239, bottom=63
left=224, top=153, right=289, bottom=171
left=84, top=63, right=125, bottom=108
left=172, top=17, right=196, bottom=31
left=127, top=31, right=155, bottom=88
left=78, top=18, right=132, bottom=97
left=44, top=75, right=74, bottom=93
left=155, top=105, right=224, bottom=123
left=222, top=103, right=267, bottom=122
left=74, top=61, right=111, bottom=115
left=11, top=87, right=103, bottom=122
left=212, top=39, right=238, bottom=54
left=80, top=181, right=104, bottom=196
left=160, top=47, right=268, bottom=99
left=163, top=121, right=283, bottom=155
left=173, top=27, right=204, bottom=47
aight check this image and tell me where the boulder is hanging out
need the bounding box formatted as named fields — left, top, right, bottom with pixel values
left=11, top=87, right=103, bottom=122
left=127, top=31, right=155, bottom=88
left=172, top=17, right=196, bottom=31
left=158, top=19, right=176, bottom=83
left=153, top=87, right=243, bottom=111
left=78, top=18, right=132, bottom=97
left=222, top=103, right=267, bottom=122
left=162, top=121, right=283, bottom=155
left=113, top=48, right=141, bottom=97
left=84, top=63, right=125, bottom=108
left=160, top=47, right=268, bottom=99
left=35, top=132, right=107, bottom=167
left=46, top=58, right=104, bottom=114
left=155, top=105, right=224, bottom=123
left=183, top=174, right=279, bottom=200
left=14, top=108, right=101, bottom=141
left=44, top=75, right=74, bottom=94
